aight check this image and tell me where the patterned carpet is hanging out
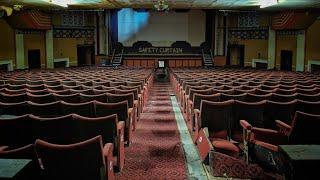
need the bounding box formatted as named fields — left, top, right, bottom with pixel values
left=116, top=82, right=188, bottom=180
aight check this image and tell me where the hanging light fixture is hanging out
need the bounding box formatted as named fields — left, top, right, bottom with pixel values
left=154, top=0, right=169, bottom=12
left=260, top=0, right=279, bottom=8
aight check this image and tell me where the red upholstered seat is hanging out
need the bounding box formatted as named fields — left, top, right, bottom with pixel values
left=35, top=136, right=114, bottom=180
left=211, top=138, right=240, bottom=157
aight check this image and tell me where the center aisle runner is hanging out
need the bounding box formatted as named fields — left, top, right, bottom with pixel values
left=117, top=82, right=187, bottom=179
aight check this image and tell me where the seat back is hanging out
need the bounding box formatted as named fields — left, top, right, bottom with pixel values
left=189, top=88, right=213, bottom=102
left=234, top=100, right=266, bottom=129
left=35, top=136, right=105, bottom=180
left=200, top=100, right=234, bottom=139
left=27, top=93, right=55, bottom=104
left=193, top=93, right=220, bottom=110
left=120, top=85, right=142, bottom=94
left=0, top=92, right=27, bottom=103
left=264, top=100, right=297, bottom=129
left=296, top=100, right=320, bottom=115
left=93, top=89, right=115, bottom=95
left=0, top=144, right=39, bottom=165
left=0, top=115, right=35, bottom=147
left=26, top=84, right=45, bottom=90
left=109, top=81, right=126, bottom=87
left=246, top=93, right=272, bottom=102
left=95, top=101, right=128, bottom=125
left=33, top=114, right=76, bottom=144
left=53, top=93, right=80, bottom=103
left=61, top=101, right=95, bottom=117
left=296, top=93, right=320, bottom=102
left=276, top=88, right=296, bottom=95
left=106, top=92, right=134, bottom=108
left=115, top=89, right=138, bottom=100
left=2, top=88, right=26, bottom=95
left=289, top=111, right=320, bottom=144
left=0, top=101, right=29, bottom=116
left=73, top=114, right=118, bottom=145
left=70, top=89, right=94, bottom=95
left=80, top=93, right=108, bottom=103
left=220, top=93, right=247, bottom=101
left=270, top=93, right=297, bottom=102
left=295, top=87, right=319, bottom=95
left=28, top=101, right=62, bottom=117
left=27, top=89, right=50, bottom=95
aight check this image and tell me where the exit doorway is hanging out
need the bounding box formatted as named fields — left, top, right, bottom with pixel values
left=28, top=49, right=41, bottom=69
left=280, top=50, right=293, bottom=71
left=227, top=44, right=245, bottom=67
left=77, top=45, right=95, bottom=66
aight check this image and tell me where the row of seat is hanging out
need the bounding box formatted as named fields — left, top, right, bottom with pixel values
left=170, top=68, right=320, bottom=178
left=0, top=80, right=145, bottom=90
left=0, top=67, right=155, bottom=180
left=1, top=90, right=140, bottom=102
left=0, top=113, right=121, bottom=180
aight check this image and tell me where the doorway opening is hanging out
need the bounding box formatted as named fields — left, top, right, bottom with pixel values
left=77, top=45, right=95, bottom=66
left=28, top=49, right=41, bottom=69
left=280, top=50, right=293, bottom=71
left=227, top=44, right=245, bottom=67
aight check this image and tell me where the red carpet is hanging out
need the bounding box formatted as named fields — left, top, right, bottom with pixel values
left=116, top=82, right=188, bottom=179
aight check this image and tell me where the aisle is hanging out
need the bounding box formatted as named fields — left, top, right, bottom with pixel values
left=117, top=82, right=187, bottom=179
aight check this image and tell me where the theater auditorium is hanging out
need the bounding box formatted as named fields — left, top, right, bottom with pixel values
left=0, top=0, right=320, bottom=179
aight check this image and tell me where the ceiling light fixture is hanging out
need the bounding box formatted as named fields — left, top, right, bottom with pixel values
left=48, top=0, right=71, bottom=7
left=154, top=0, right=169, bottom=12
left=260, top=0, right=279, bottom=8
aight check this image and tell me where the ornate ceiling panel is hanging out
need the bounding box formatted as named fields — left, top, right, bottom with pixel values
left=0, top=0, right=319, bottom=9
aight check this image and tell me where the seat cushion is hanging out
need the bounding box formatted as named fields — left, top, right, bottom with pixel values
left=211, top=138, right=240, bottom=157
left=231, top=130, right=243, bottom=142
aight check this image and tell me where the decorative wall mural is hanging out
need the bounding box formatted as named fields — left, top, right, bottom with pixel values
left=276, top=30, right=304, bottom=36
left=238, top=12, right=260, bottom=27
left=53, top=28, right=94, bottom=38
left=61, top=12, right=85, bottom=27
left=229, top=28, right=268, bottom=40
left=16, top=29, right=44, bottom=35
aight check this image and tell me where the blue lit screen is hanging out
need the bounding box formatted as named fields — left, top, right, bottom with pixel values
left=117, top=8, right=150, bottom=44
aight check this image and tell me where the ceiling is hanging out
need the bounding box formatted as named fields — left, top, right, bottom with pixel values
left=1, top=0, right=320, bottom=10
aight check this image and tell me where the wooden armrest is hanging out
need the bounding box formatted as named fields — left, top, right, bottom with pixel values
left=253, top=140, right=278, bottom=152
left=240, top=120, right=252, bottom=130
left=134, top=100, right=138, bottom=106
left=103, top=143, right=114, bottom=159
left=275, top=120, right=292, bottom=132
left=128, top=108, right=133, bottom=116
left=103, top=143, right=115, bottom=179
left=0, top=146, right=9, bottom=151
left=194, top=109, right=200, bottom=116
left=252, top=127, right=280, bottom=135
left=117, top=121, right=125, bottom=132
left=117, top=121, right=125, bottom=170
left=251, top=127, right=287, bottom=145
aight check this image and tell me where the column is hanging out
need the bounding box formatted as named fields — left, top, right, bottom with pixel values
left=214, top=13, right=224, bottom=56
left=98, top=11, right=108, bottom=55
left=46, top=29, right=54, bottom=69
left=296, top=31, right=305, bottom=72
left=267, top=28, right=276, bottom=69
left=15, top=32, right=25, bottom=69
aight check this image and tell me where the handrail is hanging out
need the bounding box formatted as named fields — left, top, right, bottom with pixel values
left=110, top=49, right=116, bottom=64
left=210, top=49, right=214, bottom=65
left=201, top=49, right=205, bottom=66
